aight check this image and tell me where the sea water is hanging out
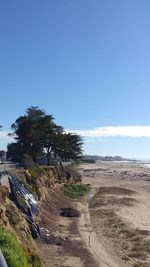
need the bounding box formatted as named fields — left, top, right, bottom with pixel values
left=138, top=159, right=150, bottom=169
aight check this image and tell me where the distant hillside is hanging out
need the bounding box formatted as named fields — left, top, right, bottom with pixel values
left=82, top=155, right=136, bottom=163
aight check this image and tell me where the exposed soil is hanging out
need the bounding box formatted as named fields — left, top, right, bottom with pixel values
left=90, top=195, right=137, bottom=208
left=36, top=187, right=98, bottom=267
left=97, top=186, right=136, bottom=196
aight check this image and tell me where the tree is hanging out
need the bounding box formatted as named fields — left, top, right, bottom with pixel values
left=7, top=106, right=83, bottom=165
left=10, top=106, right=54, bottom=163
left=56, top=133, right=83, bottom=162
left=43, top=124, right=64, bottom=165
left=7, top=142, right=22, bottom=162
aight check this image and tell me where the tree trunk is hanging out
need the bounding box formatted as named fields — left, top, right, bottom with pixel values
left=47, top=147, right=52, bottom=165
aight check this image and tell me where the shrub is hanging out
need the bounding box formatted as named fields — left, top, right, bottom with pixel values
left=22, top=154, right=35, bottom=168
left=62, top=184, right=89, bottom=199
left=6, top=205, right=20, bottom=227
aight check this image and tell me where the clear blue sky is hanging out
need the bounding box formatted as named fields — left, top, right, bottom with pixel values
left=1, top=0, right=150, bottom=158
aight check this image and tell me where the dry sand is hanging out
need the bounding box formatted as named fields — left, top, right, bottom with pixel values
left=80, top=161, right=150, bottom=267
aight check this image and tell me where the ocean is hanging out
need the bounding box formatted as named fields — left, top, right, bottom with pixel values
left=140, top=161, right=150, bottom=169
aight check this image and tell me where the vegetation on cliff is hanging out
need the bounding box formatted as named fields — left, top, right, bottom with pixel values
left=11, top=164, right=82, bottom=200
left=2, top=104, right=85, bottom=266
left=0, top=227, right=30, bottom=267
left=0, top=160, right=87, bottom=267
left=0, top=186, right=42, bottom=267
left=0, top=227, right=42, bottom=267
left=62, top=184, right=89, bottom=199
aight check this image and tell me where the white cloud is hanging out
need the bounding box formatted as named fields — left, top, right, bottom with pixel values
left=0, top=131, right=14, bottom=147
left=0, top=131, right=13, bottom=140
left=0, top=131, right=13, bottom=149
left=84, top=137, right=109, bottom=143
left=69, top=126, right=150, bottom=138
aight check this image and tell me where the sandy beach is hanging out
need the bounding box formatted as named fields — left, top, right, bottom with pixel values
left=79, top=161, right=150, bottom=267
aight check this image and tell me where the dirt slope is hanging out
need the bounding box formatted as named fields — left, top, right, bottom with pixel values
left=36, top=187, right=98, bottom=267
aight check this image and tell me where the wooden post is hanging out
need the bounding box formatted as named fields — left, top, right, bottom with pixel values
left=89, top=234, right=90, bottom=246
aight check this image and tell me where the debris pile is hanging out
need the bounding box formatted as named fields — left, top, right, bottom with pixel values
left=40, top=227, right=69, bottom=246
left=60, top=207, right=80, bottom=217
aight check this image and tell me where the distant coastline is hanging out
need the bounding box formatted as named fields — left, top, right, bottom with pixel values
left=82, top=154, right=138, bottom=163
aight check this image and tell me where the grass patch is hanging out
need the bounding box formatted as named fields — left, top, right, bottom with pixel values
left=0, top=228, right=42, bottom=267
left=6, top=204, right=20, bottom=227
left=62, top=184, right=89, bottom=199
left=29, top=166, right=48, bottom=178
left=29, top=175, right=41, bottom=198
left=0, top=227, right=30, bottom=267
left=29, top=253, right=42, bottom=267
left=25, top=168, right=41, bottom=198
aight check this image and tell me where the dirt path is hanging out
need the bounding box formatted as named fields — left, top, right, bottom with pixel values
left=78, top=198, right=130, bottom=267
left=36, top=187, right=99, bottom=267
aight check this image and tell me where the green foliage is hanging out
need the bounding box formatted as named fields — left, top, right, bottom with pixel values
left=62, top=184, right=89, bottom=199
left=27, top=175, right=41, bottom=198
left=22, top=154, right=35, bottom=168
left=7, top=106, right=83, bottom=165
left=7, top=142, right=22, bottom=163
left=55, top=133, right=83, bottom=162
left=0, top=228, right=43, bottom=267
left=5, top=205, right=20, bottom=227
left=27, top=166, right=50, bottom=198
left=0, top=227, right=30, bottom=267
left=9, top=106, right=54, bottom=164
left=29, top=166, right=47, bottom=177
left=29, top=253, right=42, bottom=267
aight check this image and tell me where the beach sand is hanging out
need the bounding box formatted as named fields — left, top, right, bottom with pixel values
left=79, top=161, right=150, bottom=267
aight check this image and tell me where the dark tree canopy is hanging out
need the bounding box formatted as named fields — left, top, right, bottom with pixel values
left=11, top=106, right=53, bottom=162
left=7, top=106, right=83, bottom=165
left=55, top=133, right=83, bottom=162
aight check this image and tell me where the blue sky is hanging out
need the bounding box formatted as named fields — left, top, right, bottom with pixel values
left=1, top=0, right=150, bottom=158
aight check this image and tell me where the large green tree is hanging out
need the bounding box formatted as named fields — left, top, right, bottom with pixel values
left=10, top=106, right=54, bottom=163
left=43, top=124, right=64, bottom=165
left=7, top=106, right=83, bottom=165
left=7, top=142, right=23, bottom=163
